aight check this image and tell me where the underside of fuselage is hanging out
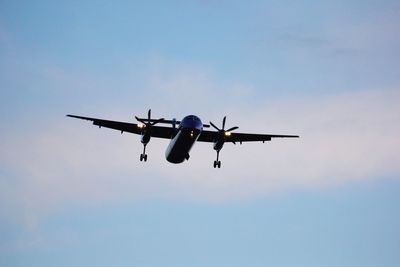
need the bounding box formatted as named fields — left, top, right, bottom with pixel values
left=165, top=115, right=203, bottom=164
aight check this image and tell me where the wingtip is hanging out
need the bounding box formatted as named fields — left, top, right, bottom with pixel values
left=66, top=114, right=86, bottom=120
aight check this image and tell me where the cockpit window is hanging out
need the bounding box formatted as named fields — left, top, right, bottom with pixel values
left=188, top=115, right=199, bottom=121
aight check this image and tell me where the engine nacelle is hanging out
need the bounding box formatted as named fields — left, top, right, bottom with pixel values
left=141, top=132, right=151, bottom=144
left=213, top=140, right=224, bottom=151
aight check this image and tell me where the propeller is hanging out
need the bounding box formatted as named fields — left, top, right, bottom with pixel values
left=135, top=109, right=165, bottom=127
left=210, top=116, right=239, bottom=136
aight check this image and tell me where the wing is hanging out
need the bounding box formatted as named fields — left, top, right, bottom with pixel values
left=198, top=129, right=299, bottom=143
left=66, top=115, right=174, bottom=139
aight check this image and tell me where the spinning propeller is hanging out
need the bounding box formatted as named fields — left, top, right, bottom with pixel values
left=135, top=109, right=165, bottom=128
left=210, top=116, right=239, bottom=138
left=209, top=116, right=239, bottom=168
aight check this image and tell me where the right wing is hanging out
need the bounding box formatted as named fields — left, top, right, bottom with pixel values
left=66, top=115, right=175, bottom=139
left=198, top=129, right=299, bottom=143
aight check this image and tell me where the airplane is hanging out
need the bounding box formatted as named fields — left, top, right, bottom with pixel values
left=67, top=109, right=299, bottom=168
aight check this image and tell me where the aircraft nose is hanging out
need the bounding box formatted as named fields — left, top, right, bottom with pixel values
left=181, top=115, right=203, bottom=130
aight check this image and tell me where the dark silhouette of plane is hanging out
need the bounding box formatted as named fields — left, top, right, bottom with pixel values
left=67, top=109, right=299, bottom=168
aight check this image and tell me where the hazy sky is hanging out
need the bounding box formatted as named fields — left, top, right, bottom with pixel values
left=1, top=1, right=400, bottom=266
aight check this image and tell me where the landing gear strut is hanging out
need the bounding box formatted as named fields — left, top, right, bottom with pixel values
left=140, top=144, right=148, bottom=162
left=213, top=150, right=221, bottom=168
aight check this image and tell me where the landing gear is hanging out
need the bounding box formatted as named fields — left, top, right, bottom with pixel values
left=136, top=109, right=165, bottom=163
left=140, top=144, right=148, bottom=162
left=209, top=116, right=239, bottom=169
left=140, top=154, right=147, bottom=162
left=213, top=150, right=221, bottom=168
left=213, top=160, right=221, bottom=168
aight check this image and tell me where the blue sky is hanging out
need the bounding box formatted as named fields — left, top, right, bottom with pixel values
left=1, top=1, right=400, bottom=266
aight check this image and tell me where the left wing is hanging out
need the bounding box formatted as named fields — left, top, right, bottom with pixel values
left=66, top=115, right=174, bottom=139
left=198, top=129, right=299, bottom=143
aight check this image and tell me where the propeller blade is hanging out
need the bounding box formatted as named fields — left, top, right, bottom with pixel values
left=222, top=116, right=226, bottom=130
left=147, top=109, right=151, bottom=122
left=210, top=121, right=220, bottom=131
left=151, top=118, right=165, bottom=126
left=226, top=126, right=239, bottom=132
left=135, top=116, right=146, bottom=124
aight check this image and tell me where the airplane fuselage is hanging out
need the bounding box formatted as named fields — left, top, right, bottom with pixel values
left=165, top=115, right=203, bottom=163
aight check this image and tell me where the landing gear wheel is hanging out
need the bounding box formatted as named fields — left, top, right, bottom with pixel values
left=213, top=161, right=221, bottom=168
left=140, top=154, right=147, bottom=162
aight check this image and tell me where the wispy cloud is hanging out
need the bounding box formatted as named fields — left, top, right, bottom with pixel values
left=1, top=81, right=399, bottom=225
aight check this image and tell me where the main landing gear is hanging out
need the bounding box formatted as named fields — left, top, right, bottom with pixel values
left=213, top=151, right=221, bottom=168
left=140, top=144, right=148, bottom=162
left=136, top=109, right=166, bottom=163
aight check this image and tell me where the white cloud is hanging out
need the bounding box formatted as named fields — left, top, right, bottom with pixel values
left=1, top=56, right=400, bottom=229
left=1, top=84, right=399, bottom=222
